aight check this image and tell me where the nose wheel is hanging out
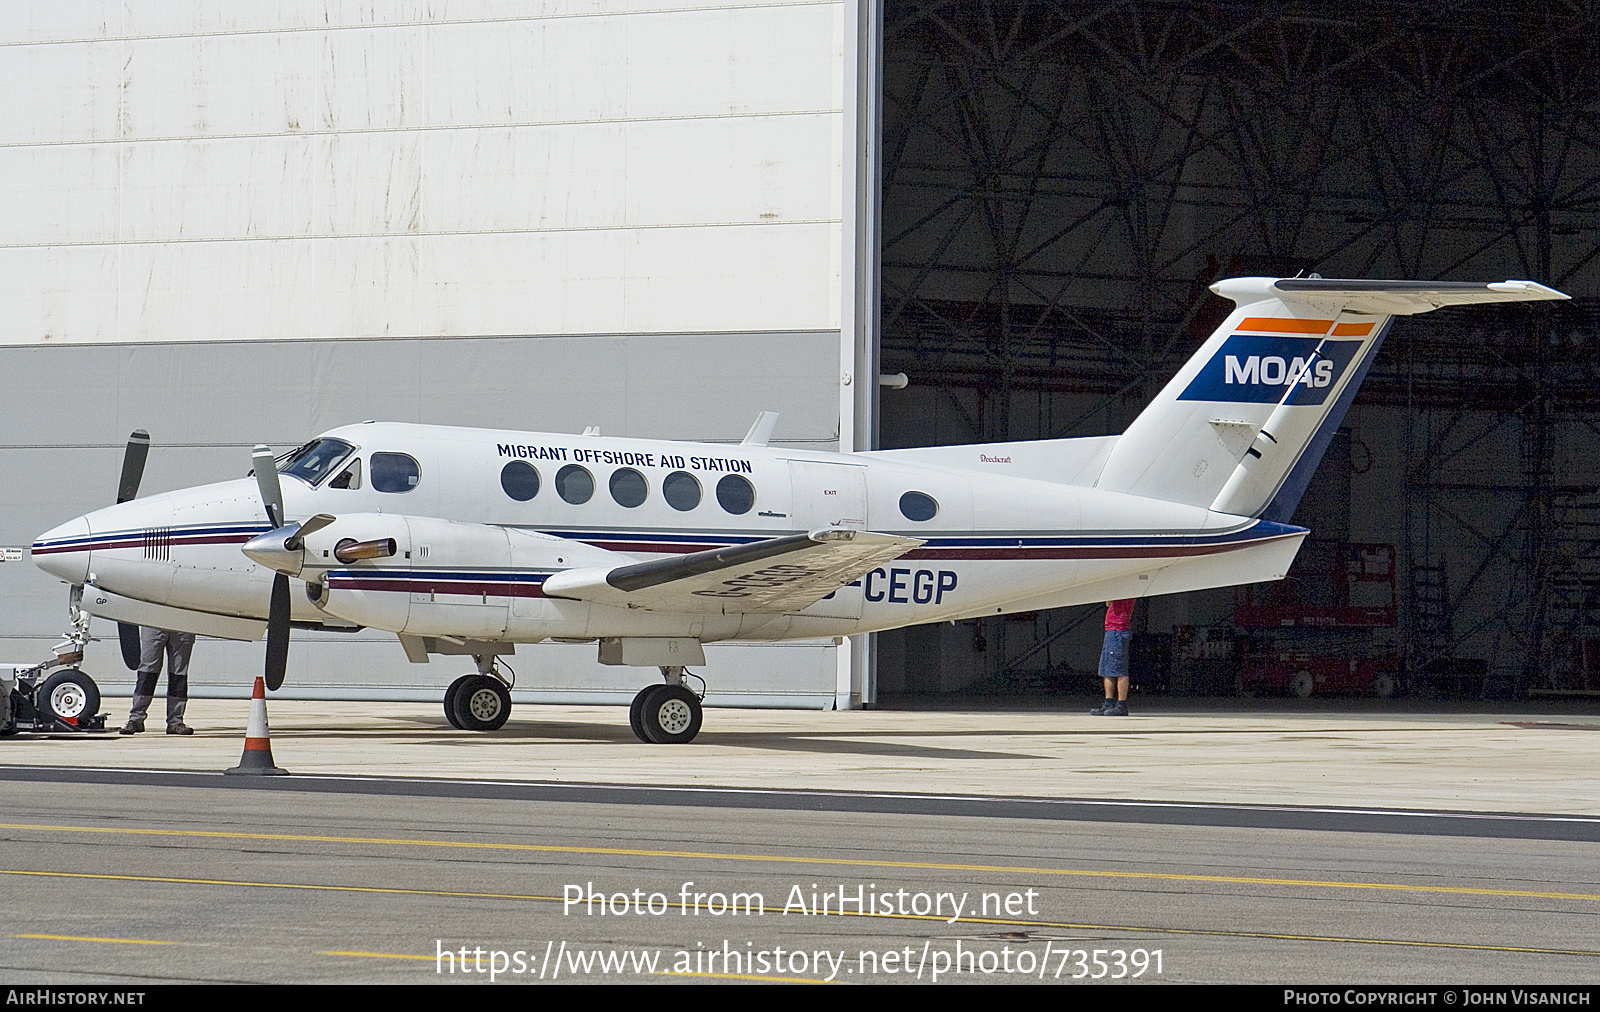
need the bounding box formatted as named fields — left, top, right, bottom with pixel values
left=629, top=678, right=703, bottom=744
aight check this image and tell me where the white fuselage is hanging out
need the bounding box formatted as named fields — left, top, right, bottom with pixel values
left=33, top=421, right=1307, bottom=645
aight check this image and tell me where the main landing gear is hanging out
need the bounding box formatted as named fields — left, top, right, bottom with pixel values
left=629, top=666, right=703, bottom=744
left=443, top=654, right=513, bottom=731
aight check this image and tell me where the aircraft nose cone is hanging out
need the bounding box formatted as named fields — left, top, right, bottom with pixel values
left=32, top=516, right=92, bottom=585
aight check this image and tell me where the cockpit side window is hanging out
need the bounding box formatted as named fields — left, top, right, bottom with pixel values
left=329, top=457, right=362, bottom=490
left=370, top=452, right=421, bottom=493
left=278, top=438, right=356, bottom=488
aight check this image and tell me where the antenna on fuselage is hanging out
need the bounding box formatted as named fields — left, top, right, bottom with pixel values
left=741, top=411, right=780, bottom=447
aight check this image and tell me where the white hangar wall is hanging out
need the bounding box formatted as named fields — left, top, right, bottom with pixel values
left=0, top=1, right=881, bottom=708
left=0, top=0, right=848, bottom=341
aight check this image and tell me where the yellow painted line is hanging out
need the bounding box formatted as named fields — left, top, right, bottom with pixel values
left=660, top=970, right=835, bottom=983
left=320, top=952, right=832, bottom=981
left=1145, top=929, right=1600, bottom=957
left=1, top=868, right=548, bottom=902
left=5, top=820, right=1600, bottom=905
left=13, top=933, right=178, bottom=946
left=8, top=869, right=1599, bottom=959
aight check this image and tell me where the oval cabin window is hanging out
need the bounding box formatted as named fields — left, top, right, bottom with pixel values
left=609, top=468, right=649, bottom=508
left=555, top=464, right=595, bottom=504
left=500, top=461, right=540, bottom=501
left=716, top=474, right=756, bottom=515
left=663, top=471, right=701, bottom=511
left=370, top=452, right=421, bottom=493
left=898, top=491, right=938, bottom=522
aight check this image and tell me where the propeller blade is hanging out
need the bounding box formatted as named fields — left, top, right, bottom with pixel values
left=264, top=572, right=291, bottom=691
left=116, top=430, right=150, bottom=504
left=286, top=513, right=337, bottom=550
left=111, top=431, right=152, bottom=669
left=118, top=622, right=142, bottom=670
left=252, top=445, right=285, bottom=529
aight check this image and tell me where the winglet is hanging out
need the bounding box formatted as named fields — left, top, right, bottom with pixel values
left=741, top=411, right=780, bottom=447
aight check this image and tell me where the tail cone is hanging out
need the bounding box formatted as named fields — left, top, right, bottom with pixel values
left=224, top=676, right=289, bottom=776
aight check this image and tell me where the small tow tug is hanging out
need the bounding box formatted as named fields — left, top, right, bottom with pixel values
left=2, top=586, right=108, bottom=735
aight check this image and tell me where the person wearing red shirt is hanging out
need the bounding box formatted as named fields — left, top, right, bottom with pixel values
left=1090, top=599, right=1135, bottom=716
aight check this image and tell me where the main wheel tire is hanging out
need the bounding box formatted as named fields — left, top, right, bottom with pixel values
left=443, top=675, right=475, bottom=729
left=38, top=669, right=99, bottom=727
left=1291, top=669, right=1315, bottom=698
left=451, top=676, right=511, bottom=731
left=628, top=685, right=661, bottom=743
left=640, top=684, right=702, bottom=745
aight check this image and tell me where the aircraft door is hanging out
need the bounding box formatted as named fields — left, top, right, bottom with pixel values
left=787, top=461, right=869, bottom=531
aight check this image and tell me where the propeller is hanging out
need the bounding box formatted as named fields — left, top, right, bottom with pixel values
left=115, top=430, right=151, bottom=670
left=243, top=444, right=337, bottom=691
left=252, top=445, right=284, bottom=529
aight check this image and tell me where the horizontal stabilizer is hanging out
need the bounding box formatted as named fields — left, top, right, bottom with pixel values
left=1264, top=277, right=1569, bottom=315
left=540, top=528, right=924, bottom=614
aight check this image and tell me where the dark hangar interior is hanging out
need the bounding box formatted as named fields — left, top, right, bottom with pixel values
left=873, top=1, right=1600, bottom=701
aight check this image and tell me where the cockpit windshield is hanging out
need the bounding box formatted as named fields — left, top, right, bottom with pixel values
left=277, top=438, right=356, bottom=487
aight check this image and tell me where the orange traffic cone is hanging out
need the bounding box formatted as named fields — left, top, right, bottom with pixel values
left=224, top=676, right=288, bottom=776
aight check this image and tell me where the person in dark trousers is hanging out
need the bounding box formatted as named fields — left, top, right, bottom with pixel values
left=1091, top=599, right=1135, bottom=716
left=120, top=627, right=194, bottom=735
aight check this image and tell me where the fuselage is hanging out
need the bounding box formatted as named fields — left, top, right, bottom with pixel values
left=33, top=421, right=1307, bottom=644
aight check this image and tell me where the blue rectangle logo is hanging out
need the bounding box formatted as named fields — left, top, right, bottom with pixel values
left=1177, top=336, right=1363, bottom=405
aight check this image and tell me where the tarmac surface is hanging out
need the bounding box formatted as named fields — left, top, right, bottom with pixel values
left=7, top=697, right=1599, bottom=813
left=2, top=697, right=1598, bottom=984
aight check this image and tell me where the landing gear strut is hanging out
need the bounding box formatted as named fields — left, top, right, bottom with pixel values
left=629, top=666, right=703, bottom=744
left=444, top=654, right=512, bottom=731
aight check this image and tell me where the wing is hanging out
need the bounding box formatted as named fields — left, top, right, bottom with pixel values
left=540, top=527, right=924, bottom=614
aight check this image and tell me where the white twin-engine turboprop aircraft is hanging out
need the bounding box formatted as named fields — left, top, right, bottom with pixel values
left=32, top=277, right=1567, bottom=742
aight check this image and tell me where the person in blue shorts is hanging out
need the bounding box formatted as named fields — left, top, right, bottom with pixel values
left=1090, top=599, right=1135, bottom=716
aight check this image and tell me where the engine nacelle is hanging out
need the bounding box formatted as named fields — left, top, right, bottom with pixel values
left=303, top=514, right=610, bottom=638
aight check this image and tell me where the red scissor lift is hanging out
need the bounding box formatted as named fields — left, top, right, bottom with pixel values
left=1235, top=543, right=1401, bottom=697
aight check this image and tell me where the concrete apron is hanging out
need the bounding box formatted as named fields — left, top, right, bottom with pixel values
left=4, top=701, right=1596, bottom=816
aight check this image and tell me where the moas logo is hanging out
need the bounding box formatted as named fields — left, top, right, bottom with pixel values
left=1178, top=335, right=1364, bottom=405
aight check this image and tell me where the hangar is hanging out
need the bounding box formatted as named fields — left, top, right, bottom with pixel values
left=3, top=1, right=1596, bottom=706
left=872, top=1, right=1600, bottom=702
left=0, top=1, right=880, bottom=707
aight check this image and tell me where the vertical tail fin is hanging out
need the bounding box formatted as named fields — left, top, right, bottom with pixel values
left=1095, top=277, right=1568, bottom=519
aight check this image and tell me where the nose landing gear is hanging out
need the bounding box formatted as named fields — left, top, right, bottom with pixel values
left=629, top=666, right=704, bottom=744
